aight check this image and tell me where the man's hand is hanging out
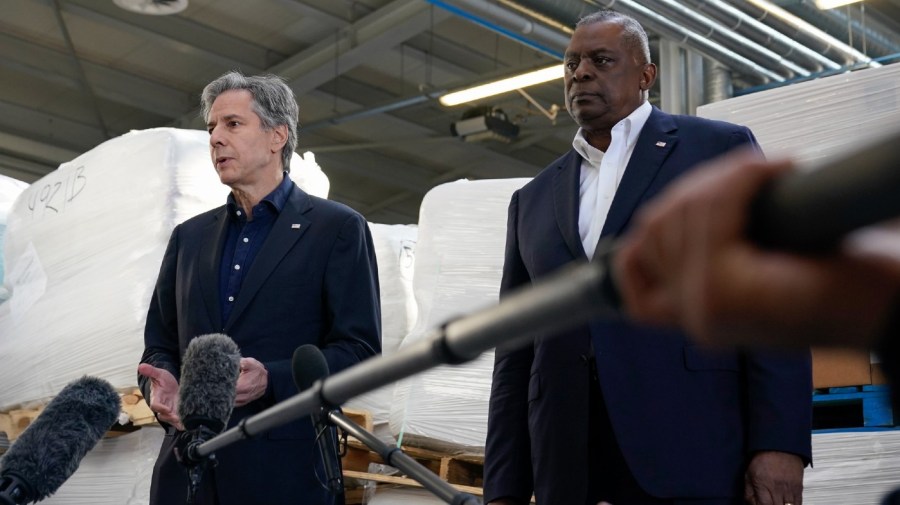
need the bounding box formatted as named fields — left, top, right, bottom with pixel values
left=137, top=363, right=184, bottom=431
left=234, top=357, right=268, bottom=407
left=744, top=451, right=804, bottom=505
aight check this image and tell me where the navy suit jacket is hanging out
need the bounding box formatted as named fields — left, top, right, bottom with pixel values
left=484, top=107, right=812, bottom=504
left=139, top=182, right=381, bottom=505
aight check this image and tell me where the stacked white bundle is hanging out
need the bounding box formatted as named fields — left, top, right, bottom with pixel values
left=0, top=173, right=28, bottom=293
left=389, top=178, right=529, bottom=451
left=345, top=223, right=417, bottom=438
left=696, top=64, right=900, bottom=165
left=40, top=427, right=164, bottom=505
left=0, top=128, right=330, bottom=410
left=804, top=430, right=900, bottom=504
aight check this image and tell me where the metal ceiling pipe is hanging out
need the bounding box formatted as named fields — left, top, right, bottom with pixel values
left=688, top=0, right=842, bottom=71
left=655, top=0, right=814, bottom=77
left=704, top=61, right=733, bottom=103
left=798, top=0, right=900, bottom=58
left=426, top=0, right=571, bottom=58
left=508, top=0, right=787, bottom=83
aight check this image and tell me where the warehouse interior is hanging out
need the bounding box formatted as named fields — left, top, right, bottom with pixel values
left=1, top=0, right=898, bottom=223
left=2, top=1, right=900, bottom=504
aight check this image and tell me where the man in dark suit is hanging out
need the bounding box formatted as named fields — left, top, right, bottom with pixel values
left=484, top=10, right=811, bottom=505
left=137, top=71, right=381, bottom=505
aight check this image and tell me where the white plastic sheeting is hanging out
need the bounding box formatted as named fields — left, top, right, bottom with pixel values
left=805, top=430, right=900, bottom=504
left=0, top=173, right=28, bottom=293
left=696, top=64, right=900, bottom=165
left=345, top=223, right=418, bottom=438
left=389, top=178, right=529, bottom=451
left=38, top=427, right=164, bottom=505
left=0, top=128, right=329, bottom=409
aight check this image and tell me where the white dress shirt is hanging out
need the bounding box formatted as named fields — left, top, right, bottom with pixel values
left=574, top=101, right=652, bottom=259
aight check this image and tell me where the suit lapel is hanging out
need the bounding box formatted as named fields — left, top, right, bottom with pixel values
left=600, top=108, right=678, bottom=239
left=199, top=209, right=229, bottom=329
left=553, top=151, right=587, bottom=260
left=224, top=184, right=312, bottom=330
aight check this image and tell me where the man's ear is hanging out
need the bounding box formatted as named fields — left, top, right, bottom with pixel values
left=271, top=124, right=288, bottom=153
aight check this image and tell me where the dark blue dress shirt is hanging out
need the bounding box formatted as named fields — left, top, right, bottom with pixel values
left=219, top=174, right=293, bottom=324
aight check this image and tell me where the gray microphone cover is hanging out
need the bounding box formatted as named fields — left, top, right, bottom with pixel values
left=0, top=376, right=120, bottom=501
left=177, top=333, right=241, bottom=430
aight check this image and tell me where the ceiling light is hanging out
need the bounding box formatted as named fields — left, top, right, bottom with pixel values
left=439, top=65, right=562, bottom=106
left=814, top=0, right=864, bottom=9
left=746, top=0, right=880, bottom=67
left=113, top=0, right=188, bottom=15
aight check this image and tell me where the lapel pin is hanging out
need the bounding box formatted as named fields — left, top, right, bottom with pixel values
left=291, top=224, right=302, bottom=229
left=655, top=141, right=667, bottom=147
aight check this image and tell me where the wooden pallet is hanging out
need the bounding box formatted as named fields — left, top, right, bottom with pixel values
left=0, top=388, right=158, bottom=442
left=342, top=436, right=485, bottom=503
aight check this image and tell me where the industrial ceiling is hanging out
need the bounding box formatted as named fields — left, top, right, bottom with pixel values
left=1, top=0, right=898, bottom=223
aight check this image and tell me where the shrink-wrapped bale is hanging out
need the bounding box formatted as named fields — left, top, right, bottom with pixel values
left=697, top=64, right=900, bottom=165
left=39, top=427, right=164, bottom=505
left=804, top=430, right=900, bottom=505
left=389, top=178, right=529, bottom=451
left=0, top=173, right=28, bottom=292
left=0, top=128, right=329, bottom=409
left=344, top=223, right=417, bottom=438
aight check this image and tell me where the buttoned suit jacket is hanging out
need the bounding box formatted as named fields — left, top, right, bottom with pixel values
left=484, top=107, right=812, bottom=505
left=140, top=182, right=381, bottom=505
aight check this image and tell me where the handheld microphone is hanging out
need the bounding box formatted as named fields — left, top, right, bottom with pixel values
left=291, top=345, right=343, bottom=495
left=0, top=376, right=120, bottom=505
left=175, top=333, right=241, bottom=467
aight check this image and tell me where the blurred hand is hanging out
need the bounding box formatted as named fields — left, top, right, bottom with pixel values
left=615, top=149, right=899, bottom=348
left=137, top=363, right=184, bottom=430
left=234, top=357, right=268, bottom=407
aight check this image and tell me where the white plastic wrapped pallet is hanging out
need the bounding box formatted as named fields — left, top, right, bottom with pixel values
left=0, top=127, right=329, bottom=410
left=389, top=178, right=529, bottom=451
left=344, top=223, right=417, bottom=438
left=0, top=173, right=28, bottom=293
left=38, top=427, right=164, bottom=505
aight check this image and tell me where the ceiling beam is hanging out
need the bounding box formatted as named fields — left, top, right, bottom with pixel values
left=0, top=130, right=81, bottom=168
left=270, top=0, right=450, bottom=94
left=0, top=32, right=193, bottom=119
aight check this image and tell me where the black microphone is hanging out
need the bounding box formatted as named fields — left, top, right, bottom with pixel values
left=0, top=376, right=120, bottom=505
left=175, top=333, right=241, bottom=467
left=291, top=345, right=343, bottom=495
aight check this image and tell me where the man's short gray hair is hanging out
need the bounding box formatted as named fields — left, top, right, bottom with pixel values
left=201, top=71, right=299, bottom=172
left=576, top=10, right=652, bottom=65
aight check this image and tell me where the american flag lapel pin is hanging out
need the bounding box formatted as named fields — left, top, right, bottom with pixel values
left=291, top=223, right=302, bottom=229
left=655, top=141, right=667, bottom=147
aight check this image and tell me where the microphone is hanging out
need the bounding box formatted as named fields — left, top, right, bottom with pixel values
left=0, top=376, right=120, bottom=505
left=291, top=345, right=343, bottom=495
left=175, top=333, right=241, bottom=467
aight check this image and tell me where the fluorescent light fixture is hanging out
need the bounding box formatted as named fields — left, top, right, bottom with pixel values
left=815, top=0, right=863, bottom=9
left=439, top=65, right=562, bottom=106
left=746, top=0, right=880, bottom=67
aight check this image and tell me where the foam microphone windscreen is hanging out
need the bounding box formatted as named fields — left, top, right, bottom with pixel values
left=177, top=333, right=241, bottom=431
left=0, top=376, right=120, bottom=501
left=292, top=344, right=329, bottom=392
